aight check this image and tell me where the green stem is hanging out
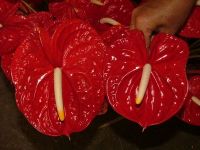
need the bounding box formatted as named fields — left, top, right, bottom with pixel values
left=98, top=117, right=124, bottom=129
left=21, top=0, right=36, bottom=13
left=189, top=55, right=200, bottom=59
left=190, top=40, right=200, bottom=49
left=190, top=48, right=200, bottom=54
left=187, top=70, right=200, bottom=74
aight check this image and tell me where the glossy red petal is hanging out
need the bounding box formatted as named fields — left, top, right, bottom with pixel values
left=179, top=73, right=200, bottom=126
left=0, top=0, right=28, bottom=55
left=0, top=12, right=54, bottom=81
left=103, top=26, right=147, bottom=82
left=69, top=0, right=135, bottom=32
left=11, top=20, right=105, bottom=136
left=106, top=27, right=189, bottom=128
left=0, top=11, right=53, bottom=55
left=54, top=20, right=106, bottom=133
left=0, top=0, right=19, bottom=20
left=179, top=6, right=200, bottom=38
left=0, top=20, right=30, bottom=55
left=27, top=12, right=54, bottom=28
left=147, top=33, right=189, bottom=126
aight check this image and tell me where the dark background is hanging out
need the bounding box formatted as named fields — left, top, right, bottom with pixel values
left=0, top=68, right=200, bottom=150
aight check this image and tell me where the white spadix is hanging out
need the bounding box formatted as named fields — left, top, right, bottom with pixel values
left=192, top=96, right=200, bottom=106
left=136, top=64, right=151, bottom=105
left=90, top=0, right=105, bottom=6
left=54, top=67, right=65, bottom=121
left=100, top=18, right=121, bottom=26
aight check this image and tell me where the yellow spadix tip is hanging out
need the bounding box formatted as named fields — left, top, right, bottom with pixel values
left=136, top=97, right=142, bottom=105
left=58, top=111, right=65, bottom=121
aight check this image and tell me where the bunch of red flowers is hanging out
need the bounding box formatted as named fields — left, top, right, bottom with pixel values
left=0, top=0, right=199, bottom=137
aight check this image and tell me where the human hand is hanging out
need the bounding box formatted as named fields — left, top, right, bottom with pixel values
left=130, top=0, right=197, bottom=47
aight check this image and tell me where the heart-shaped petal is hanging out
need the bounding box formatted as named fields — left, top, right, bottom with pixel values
left=105, top=27, right=189, bottom=128
left=11, top=19, right=106, bottom=136
left=178, top=72, right=200, bottom=126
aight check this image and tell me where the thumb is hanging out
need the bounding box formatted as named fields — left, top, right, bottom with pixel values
left=130, top=10, right=152, bottom=47
left=130, top=9, right=137, bottom=30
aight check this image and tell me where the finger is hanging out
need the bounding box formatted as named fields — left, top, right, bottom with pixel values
left=134, top=18, right=153, bottom=48
left=158, top=26, right=177, bottom=35
left=143, top=30, right=151, bottom=48
left=130, top=10, right=156, bottom=47
left=130, top=9, right=137, bottom=29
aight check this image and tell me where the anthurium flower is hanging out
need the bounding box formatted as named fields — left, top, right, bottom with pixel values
left=104, top=26, right=189, bottom=128
left=0, top=0, right=27, bottom=55
left=1, top=12, right=54, bottom=81
left=0, top=1, right=53, bottom=56
left=68, top=0, right=135, bottom=32
left=11, top=19, right=106, bottom=136
left=179, top=6, right=200, bottom=38
left=178, top=71, right=200, bottom=126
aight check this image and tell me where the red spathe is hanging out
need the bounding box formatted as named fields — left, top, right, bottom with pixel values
left=104, top=26, right=189, bottom=128
left=11, top=19, right=106, bottom=136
